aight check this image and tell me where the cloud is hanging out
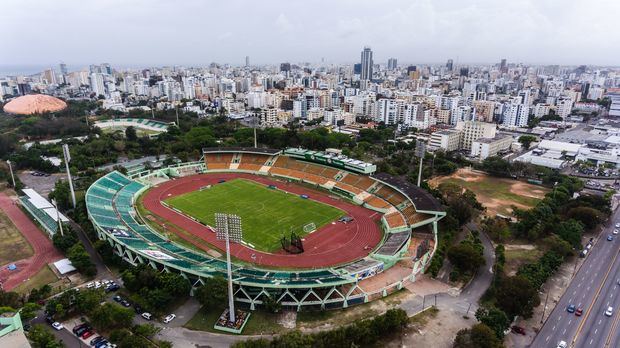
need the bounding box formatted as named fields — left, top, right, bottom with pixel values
left=0, top=0, right=619, bottom=66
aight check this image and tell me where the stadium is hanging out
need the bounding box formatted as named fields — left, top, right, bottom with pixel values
left=85, top=147, right=445, bottom=310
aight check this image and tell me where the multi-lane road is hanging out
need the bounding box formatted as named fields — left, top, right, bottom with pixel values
left=532, top=208, right=620, bottom=348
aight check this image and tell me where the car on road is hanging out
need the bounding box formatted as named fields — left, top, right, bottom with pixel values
left=575, top=308, right=583, bottom=316
left=511, top=326, right=526, bottom=335
left=557, top=341, right=567, bottom=348
left=163, top=314, right=176, bottom=324
left=51, top=322, right=63, bottom=331
left=605, top=306, right=613, bottom=316
left=607, top=235, right=614, bottom=241
left=567, top=304, right=576, bottom=313
left=141, top=312, right=153, bottom=320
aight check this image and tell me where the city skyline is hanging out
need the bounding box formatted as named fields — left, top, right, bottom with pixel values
left=2, top=0, right=620, bottom=67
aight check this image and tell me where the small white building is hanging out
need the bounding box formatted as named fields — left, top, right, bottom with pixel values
left=471, top=135, right=514, bottom=160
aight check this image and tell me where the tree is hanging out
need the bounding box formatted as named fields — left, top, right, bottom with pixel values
left=75, top=289, right=105, bottom=315
left=132, top=323, right=161, bottom=338
left=90, top=303, right=134, bottom=331
left=20, top=302, right=41, bottom=321
left=518, top=135, right=537, bottom=150
left=448, top=242, right=485, bottom=274
left=554, top=219, right=585, bottom=248
left=475, top=306, right=510, bottom=339
left=566, top=207, right=602, bottom=230
left=125, top=126, right=138, bottom=141
left=67, top=244, right=97, bottom=276
left=453, top=324, right=503, bottom=348
left=195, top=276, right=228, bottom=308
left=49, top=180, right=72, bottom=211
left=28, top=325, right=63, bottom=348
left=495, top=275, right=540, bottom=319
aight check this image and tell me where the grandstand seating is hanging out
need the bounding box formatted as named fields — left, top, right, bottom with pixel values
left=364, top=196, right=391, bottom=210
left=375, top=231, right=410, bottom=256
left=19, top=196, right=60, bottom=233
left=205, top=153, right=234, bottom=169
left=384, top=211, right=407, bottom=229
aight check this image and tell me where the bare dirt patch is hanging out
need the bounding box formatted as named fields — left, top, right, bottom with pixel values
left=430, top=168, right=549, bottom=217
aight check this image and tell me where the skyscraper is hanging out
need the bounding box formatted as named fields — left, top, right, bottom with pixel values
left=387, top=58, right=397, bottom=70
left=500, top=59, right=507, bottom=73
left=360, top=47, right=373, bottom=81
left=245, top=56, right=250, bottom=67
left=446, top=59, right=454, bottom=71
left=59, top=62, right=68, bottom=75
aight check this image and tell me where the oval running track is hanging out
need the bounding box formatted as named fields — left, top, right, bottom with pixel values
left=141, top=173, right=384, bottom=268
left=0, top=192, right=63, bottom=291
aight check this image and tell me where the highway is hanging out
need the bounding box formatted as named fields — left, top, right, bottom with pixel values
left=532, top=208, right=620, bottom=348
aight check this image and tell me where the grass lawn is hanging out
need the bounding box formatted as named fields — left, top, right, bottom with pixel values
left=0, top=208, right=34, bottom=265
left=165, top=178, right=344, bottom=252
left=185, top=305, right=284, bottom=335
left=13, top=265, right=60, bottom=294
left=504, top=247, right=543, bottom=275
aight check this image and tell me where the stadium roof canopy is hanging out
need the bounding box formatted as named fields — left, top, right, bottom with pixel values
left=372, top=173, right=444, bottom=213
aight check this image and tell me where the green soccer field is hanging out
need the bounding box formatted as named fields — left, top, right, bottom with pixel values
left=164, top=178, right=344, bottom=252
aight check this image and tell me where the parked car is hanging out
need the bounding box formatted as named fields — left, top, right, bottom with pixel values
left=95, top=340, right=109, bottom=348
left=105, top=283, right=120, bottom=292
left=82, top=330, right=95, bottom=339
left=134, top=305, right=143, bottom=314
left=511, top=326, right=526, bottom=335
left=608, top=235, right=614, bottom=241
left=113, top=295, right=122, bottom=303
left=163, top=314, right=176, bottom=324
left=45, top=315, right=54, bottom=324
left=141, top=312, right=152, bottom=320
left=120, top=300, right=131, bottom=307
left=51, top=322, right=63, bottom=331
left=73, top=323, right=89, bottom=334
left=90, top=336, right=105, bottom=346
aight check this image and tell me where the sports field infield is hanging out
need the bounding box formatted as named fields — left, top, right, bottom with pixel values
left=164, top=178, right=344, bottom=252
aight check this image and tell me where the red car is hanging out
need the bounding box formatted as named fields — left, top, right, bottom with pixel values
left=575, top=308, right=583, bottom=316
left=511, top=326, right=526, bottom=335
left=81, top=330, right=95, bottom=339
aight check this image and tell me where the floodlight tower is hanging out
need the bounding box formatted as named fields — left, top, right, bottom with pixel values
left=62, top=144, right=77, bottom=208
left=215, top=213, right=243, bottom=323
left=415, top=140, right=427, bottom=187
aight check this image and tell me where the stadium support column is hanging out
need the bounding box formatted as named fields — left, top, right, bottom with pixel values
left=62, top=144, right=77, bottom=208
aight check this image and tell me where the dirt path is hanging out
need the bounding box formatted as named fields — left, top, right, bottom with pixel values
left=0, top=192, right=63, bottom=291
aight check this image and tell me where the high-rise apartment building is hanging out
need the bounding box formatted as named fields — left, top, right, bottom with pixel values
left=90, top=73, right=106, bottom=97
left=446, top=59, right=454, bottom=72
left=360, top=47, right=373, bottom=81
left=455, top=120, right=497, bottom=151
left=245, top=56, right=250, bottom=67
left=387, top=58, right=397, bottom=70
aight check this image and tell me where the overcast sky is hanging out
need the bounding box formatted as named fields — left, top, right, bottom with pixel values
left=2, top=0, right=620, bottom=68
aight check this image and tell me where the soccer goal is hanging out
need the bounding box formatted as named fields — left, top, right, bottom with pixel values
left=303, top=222, right=316, bottom=233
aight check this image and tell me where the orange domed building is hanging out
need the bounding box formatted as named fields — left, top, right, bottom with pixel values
left=3, top=94, right=67, bottom=115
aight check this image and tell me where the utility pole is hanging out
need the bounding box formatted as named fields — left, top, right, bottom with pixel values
left=62, top=144, right=76, bottom=208
left=6, top=160, right=16, bottom=188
